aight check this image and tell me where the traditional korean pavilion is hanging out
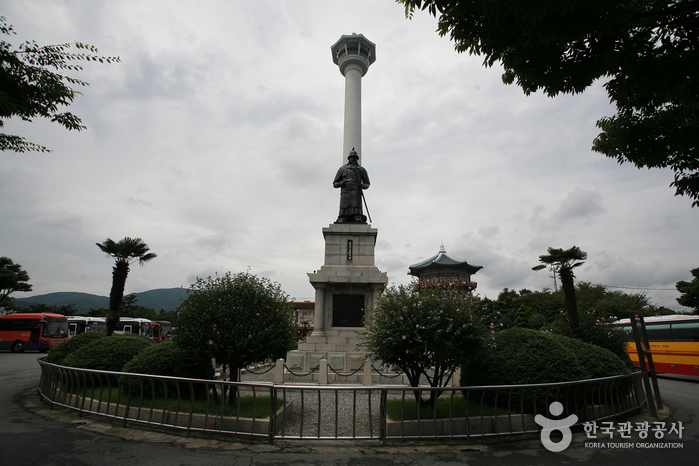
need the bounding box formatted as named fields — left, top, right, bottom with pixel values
left=408, top=244, right=482, bottom=293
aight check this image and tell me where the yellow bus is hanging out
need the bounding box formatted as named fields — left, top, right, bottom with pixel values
left=613, top=314, right=699, bottom=377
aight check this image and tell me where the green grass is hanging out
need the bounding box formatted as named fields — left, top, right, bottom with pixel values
left=67, top=383, right=279, bottom=418
left=386, top=393, right=513, bottom=421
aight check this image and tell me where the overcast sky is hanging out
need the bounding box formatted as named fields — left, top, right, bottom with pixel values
left=2, top=1, right=697, bottom=311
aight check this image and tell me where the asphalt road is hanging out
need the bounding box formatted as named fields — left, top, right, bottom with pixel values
left=1, top=351, right=698, bottom=465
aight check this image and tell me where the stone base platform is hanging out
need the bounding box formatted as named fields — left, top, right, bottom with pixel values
left=283, top=349, right=408, bottom=385
left=297, top=328, right=363, bottom=353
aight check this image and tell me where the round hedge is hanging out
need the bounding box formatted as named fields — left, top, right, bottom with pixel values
left=122, top=341, right=212, bottom=398
left=43, top=331, right=107, bottom=365
left=123, top=340, right=210, bottom=379
left=461, top=328, right=631, bottom=387
left=62, top=334, right=153, bottom=372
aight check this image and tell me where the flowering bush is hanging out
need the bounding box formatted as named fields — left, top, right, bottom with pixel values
left=360, top=282, right=484, bottom=406
left=173, top=272, right=295, bottom=392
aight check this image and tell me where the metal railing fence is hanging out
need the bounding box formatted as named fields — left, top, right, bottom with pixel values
left=38, top=359, right=645, bottom=445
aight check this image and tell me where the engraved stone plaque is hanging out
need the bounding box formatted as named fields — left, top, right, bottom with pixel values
left=288, top=353, right=306, bottom=371
left=348, top=354, right=364, bottom=371
left=329, top=353, right=346, bottom=371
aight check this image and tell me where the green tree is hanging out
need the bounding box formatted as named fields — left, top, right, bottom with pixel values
left=86, top=307, right=108, bottom=317
left=0, top=256, right=32, bottom=306
left=0, top=17, right=119, bottom=153
left=398, top=1, right=699, bottom=206
left=22, top=303, right=79, bottom=315
left=174, top=272, right=295, bottom=404
left=360, top=282, right=484, bottom=406
left=96, top=237, right=157, bottom=336
left=533, top=246, right=587, bottom=339
left=120, top=294, right=158, bottom=320
left=593, top=290, right=653, bottom=320
left=676, top=268, right=699, bottom=314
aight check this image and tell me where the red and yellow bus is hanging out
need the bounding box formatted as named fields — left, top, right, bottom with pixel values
left=0, top=313, right=69, bottom=352
left=613, top=314, right=699, bottom=377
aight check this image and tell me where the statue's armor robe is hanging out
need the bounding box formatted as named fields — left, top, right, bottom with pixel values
left=333, top=164, right=370, bottom=217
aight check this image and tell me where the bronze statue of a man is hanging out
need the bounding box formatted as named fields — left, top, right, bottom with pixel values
left=333, top=149, right=370, bottom=223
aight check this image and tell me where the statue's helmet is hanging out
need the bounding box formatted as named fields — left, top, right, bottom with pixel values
left=348, top=148, right=358, bottom=160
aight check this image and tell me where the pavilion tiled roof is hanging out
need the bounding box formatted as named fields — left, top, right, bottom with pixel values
left=408, top=245, right=483, bottom=276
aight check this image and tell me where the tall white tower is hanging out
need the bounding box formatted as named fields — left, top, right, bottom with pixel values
left=331, top=33, right=376, bottom=166
left=289, top=34, right=387, bottom=383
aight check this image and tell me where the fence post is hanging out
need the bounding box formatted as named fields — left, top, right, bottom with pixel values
left=274, top=359, right=285, bottom=384
left=380, top=388, right=387, bottom=446
left=268, top=386, right=277, bottom=445
left=363, top=363, right=373, bottom=386
left=319, top=359, right=328, bottom=385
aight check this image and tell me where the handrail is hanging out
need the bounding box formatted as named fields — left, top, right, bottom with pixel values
left=37, top=358, right=645, bottom=446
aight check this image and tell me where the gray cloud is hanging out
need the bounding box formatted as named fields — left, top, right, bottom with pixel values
left=1, top=1, right=695, bottom=311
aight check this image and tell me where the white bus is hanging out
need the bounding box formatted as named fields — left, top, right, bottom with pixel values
left=66, top=316, right=107, bottom=337
left=113, top=317, right=152, bottom=336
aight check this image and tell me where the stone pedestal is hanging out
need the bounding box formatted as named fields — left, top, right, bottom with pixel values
left=286, top=223, right=387, bottom=383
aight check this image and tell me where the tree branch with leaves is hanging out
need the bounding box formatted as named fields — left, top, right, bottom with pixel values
left=398, top=0, right=699, bottom=206
left=0, top=16, right=119, bottom=153
left=0, top=256, right=32, bottom=307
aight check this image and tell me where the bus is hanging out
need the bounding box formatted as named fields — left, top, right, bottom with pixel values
left=113, top=317, right=152, bottom=336
left=0, top=313, right=69, bottom=352
left=66, top=316, right=106, bottom=337
left=613, top=314, right=699, bottom=377
left=151, top=320, right=171, bottom=342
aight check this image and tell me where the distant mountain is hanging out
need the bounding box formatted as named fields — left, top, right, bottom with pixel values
left=13, top=288, right=188, bottom=312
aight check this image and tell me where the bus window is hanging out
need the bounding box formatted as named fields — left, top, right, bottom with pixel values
left=86, top=320, right=106, bottom=332
left=646, top=323, right=672, bottom=341
left=671, top=322, right=699, bottom=342
left=43, top=317, right=69, bottom=338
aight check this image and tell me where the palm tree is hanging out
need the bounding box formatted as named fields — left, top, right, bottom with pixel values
left=532, top=246, right=587, bottom=340
left=96, top=237, right=157, bottom=336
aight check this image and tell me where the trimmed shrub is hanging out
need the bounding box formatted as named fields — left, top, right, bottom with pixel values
left=550, top=313, right=635, bottom=369
left=43, top=331, right=107, bottom=365
left=462, top=328, right=630, bottom=387
left=122, top=341, right=212, bottom=398
left=62, top=334, right=153, bottom=372
left=551, top=334, right=631, bottom=380
left=460, top=328, right=632, bottom=413
left=461, top=328, right=585, bottom=387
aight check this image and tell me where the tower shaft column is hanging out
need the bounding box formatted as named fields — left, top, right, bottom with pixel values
left=343, top=63, right=363, bottom=166
left=331, top=33, right=376, bottom=165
